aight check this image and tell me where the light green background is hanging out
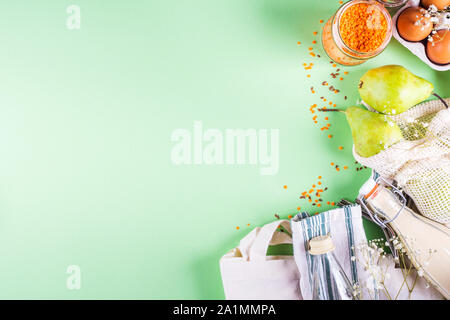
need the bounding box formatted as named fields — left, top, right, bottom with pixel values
left=0, top=0, right=448, bottom=299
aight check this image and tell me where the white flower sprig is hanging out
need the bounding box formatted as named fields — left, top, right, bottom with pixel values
left=424, top=5, right=450, bottom=45
left=350, top=237, right=436, bottom=300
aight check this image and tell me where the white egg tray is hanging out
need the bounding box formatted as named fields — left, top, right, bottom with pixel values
left=392, top=0, right=450, bottom=71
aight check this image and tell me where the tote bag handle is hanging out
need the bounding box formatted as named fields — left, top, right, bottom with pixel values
left=238, top=220, right=292, bottom=262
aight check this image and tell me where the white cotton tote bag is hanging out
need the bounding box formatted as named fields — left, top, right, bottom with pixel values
left=219, top=220, right=302, bottom=300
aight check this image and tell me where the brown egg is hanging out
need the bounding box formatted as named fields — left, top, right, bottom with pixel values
left=421, top=0, right=450, bottom=10
left=427, top=30, right=450, bottom=64
left=397, top=7, right=434, bottom=42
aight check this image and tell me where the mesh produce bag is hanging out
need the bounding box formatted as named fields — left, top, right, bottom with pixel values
left=354, top=98, right=450, bottom=224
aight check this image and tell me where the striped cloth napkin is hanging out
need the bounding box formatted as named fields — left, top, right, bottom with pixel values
left=291, top=205, right=370, bottom=300
left=291, top=205, right=442, bottom=300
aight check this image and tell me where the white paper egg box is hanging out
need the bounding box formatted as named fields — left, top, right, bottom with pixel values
left=392, top=0, right=450, bottom=71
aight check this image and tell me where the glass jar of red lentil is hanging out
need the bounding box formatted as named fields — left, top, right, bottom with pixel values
left=322, top=0, right=393, bottom=66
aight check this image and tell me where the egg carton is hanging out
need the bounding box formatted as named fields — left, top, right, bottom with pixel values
left=392, top=0, right=450, bottom=71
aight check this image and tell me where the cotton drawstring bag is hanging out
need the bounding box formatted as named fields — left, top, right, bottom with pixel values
left=292, top=206, right=371, bottom=300
left=220, top=220, right=302, bottom=300
left=355, top=98, right=450, bottom=224
left=292, top=206, right=443, bottom=300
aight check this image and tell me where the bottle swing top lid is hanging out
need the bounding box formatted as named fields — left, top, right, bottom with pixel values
left=308, top=235, right=336, bottom=255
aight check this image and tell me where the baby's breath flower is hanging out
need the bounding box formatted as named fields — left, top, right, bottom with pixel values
left=417, top=269, right=424, bottom=277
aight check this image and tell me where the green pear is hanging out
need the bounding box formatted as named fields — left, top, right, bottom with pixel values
left=344, top=106, right=403, bottom=157
left=358, top=65, right=434, bottom=115
left=320, top=106, right=403, bottom=157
